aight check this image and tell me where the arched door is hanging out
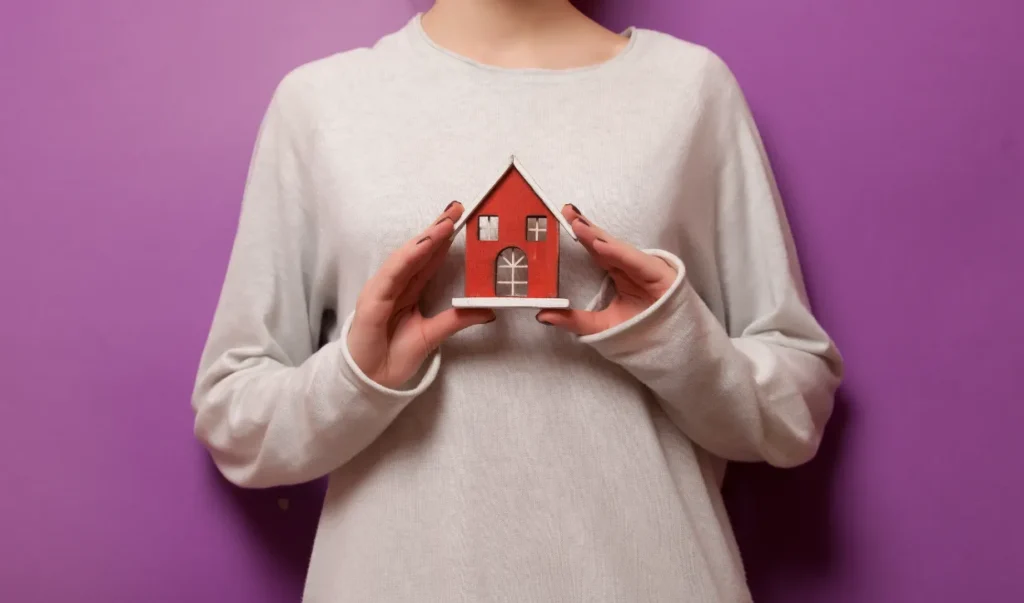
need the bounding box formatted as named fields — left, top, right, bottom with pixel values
left=495, top=247, right=528, bottom=297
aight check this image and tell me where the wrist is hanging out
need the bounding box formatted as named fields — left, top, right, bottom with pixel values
left=339, top=310, right=441, bottom=397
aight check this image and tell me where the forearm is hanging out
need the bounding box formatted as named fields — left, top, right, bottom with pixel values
left=193, top=312, right=440, bottom=488
left=581, top=250, right=842, bottom=467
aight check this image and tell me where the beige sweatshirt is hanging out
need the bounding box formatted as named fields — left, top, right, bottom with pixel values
left=192, top=15, right=843, bottom=602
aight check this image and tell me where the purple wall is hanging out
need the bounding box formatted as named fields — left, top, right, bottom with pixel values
left=1, top=1, right=1021, bottom=602
left=608, top=1, right=1024, bottom=601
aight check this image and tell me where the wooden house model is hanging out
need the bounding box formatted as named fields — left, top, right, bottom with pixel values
left=451, top=155, right=576, bottom=309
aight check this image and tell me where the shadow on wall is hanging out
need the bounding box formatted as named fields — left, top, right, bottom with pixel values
left=723, top=393, right=852, bottom=595
left=721, top=121, right=854, bottom=597
left=206, top=461, right=326, bottom=584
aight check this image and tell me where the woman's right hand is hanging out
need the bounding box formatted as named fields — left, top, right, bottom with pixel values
left=346, top=201, right=494, bottom=389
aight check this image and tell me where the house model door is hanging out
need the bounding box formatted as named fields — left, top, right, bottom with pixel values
left=495, top=247, right=528, bottom=297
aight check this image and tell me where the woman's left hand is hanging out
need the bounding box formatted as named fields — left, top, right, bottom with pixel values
left=536, top=205, right=678, bottom=336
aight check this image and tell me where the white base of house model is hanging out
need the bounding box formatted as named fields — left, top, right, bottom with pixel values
left=451, top=297, right=571, bottom=309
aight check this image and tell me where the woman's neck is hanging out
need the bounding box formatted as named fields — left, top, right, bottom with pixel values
left=421, top=0, right=628, bottom=70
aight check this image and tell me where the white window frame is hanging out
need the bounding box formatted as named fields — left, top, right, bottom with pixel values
left=478, top=215, right=499, bottom=241
left=526, top=216, right=547, bottom=242
left=495, top=247, right=528, bottom=297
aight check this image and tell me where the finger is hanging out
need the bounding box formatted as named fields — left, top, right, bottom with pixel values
left=561, top=204, right=673, bottom=287
left=561, top=205, right=613, bottom=270
left=560, top=204, right=579, bottom=225
left=427, top=200, right=465, bottom=233
left=395, top=201, right=465, bottom=308
left=368, top=208, right=460, bottom=303
left=562, top=203, right=614, bottom=242
left=561, top=205, right=622, bottom=266
left=395, top=236, right=454, bottom=310
left=535, top=309, right=610, bottom=336
left=606, top=267, right=649, bottom=299
left=386, top=303, right=418, bottom=340
left=405, top=205, right=462, bottom=298
left=420, top=308, right=495, bottom=349
left=565, top=208, right=661, bottom=290
left=593, top=238, right=674, bottom=286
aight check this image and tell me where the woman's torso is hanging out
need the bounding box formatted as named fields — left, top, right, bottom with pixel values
left=292, top=20, right=750, bottom=602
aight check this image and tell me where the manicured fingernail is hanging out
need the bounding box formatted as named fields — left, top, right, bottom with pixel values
left=435, top=215, right=454, bottom=225
left=569, top=204, right=582, bottom=215
left=417, top=236, right=431, bottom=244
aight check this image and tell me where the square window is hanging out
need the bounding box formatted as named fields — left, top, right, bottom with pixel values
left=478, top=215, right=499, bottom=241
left=526, top=216, right=547, bottom=242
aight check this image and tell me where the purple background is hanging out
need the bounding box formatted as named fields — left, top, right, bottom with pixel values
left=1, top=0, right=1021, bottom=601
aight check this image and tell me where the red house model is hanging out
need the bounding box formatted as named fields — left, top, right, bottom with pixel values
left=451, top=155, right=577, bottom=309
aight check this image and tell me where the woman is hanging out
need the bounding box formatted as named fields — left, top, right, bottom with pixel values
left=192, top=0, right=843, bottom=600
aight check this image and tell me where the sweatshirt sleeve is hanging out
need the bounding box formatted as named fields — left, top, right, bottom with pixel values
left=579, top=54, right=844, bottom=468
left=191, top=76, right=440, bottom=488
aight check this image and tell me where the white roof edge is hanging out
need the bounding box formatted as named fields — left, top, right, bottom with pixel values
left=511, top=156, right=578, bottom=240
left=451, top=155, right=514, bottom=234
left=451, top=154, right=578, bottom=241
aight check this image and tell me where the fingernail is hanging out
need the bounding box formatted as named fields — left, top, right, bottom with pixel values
left=536, top=317, right=552, bottom=326
left=485, top=316, right=496, bottom=324
left=417, top=236, right=431, bottom=244
left=435, top=215, right=454, bottom=225
left=575, top=217, right=591, bottom=227
left=569, top=204, right=582, bottom=216
left=595, top=237, right=607, bottom=243
left=445, top=200, right=461, bottom=211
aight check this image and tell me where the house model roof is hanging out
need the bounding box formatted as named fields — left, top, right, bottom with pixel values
left=451, top=155, right=579, bottom=241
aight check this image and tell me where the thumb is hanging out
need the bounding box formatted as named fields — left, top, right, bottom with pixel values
left=421, top=308, right=495, bottom=349
left=536, top=309, right=608, bottom=336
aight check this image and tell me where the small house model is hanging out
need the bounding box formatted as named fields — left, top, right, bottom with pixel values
left=451, top=155, right=577, bottom=309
